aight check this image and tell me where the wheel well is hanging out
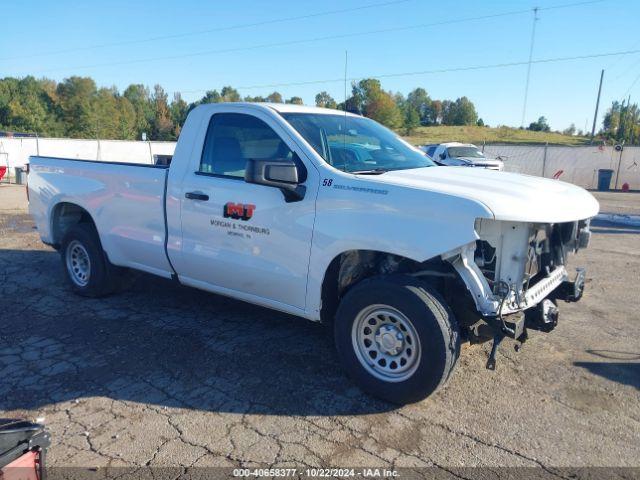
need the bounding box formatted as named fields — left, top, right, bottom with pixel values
left=320, top=250, right=480, bottom=331
left=51, top=203, right=96, bottom=248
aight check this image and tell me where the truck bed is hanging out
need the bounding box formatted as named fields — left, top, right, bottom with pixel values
left=28, top=156, right=174, bottom=278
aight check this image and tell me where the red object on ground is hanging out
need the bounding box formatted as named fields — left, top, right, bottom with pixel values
left=0, top=166, right=6, bottom=181
left=0, top=420, right=49, bottom=480
left=622, top=183, right=630, bottom=192
left=0, top=451, right=40, bottom=480
left=553, top=170, right=564, bottom=179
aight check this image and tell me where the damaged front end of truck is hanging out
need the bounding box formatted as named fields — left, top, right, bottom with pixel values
left=442, top=218, right=592, bottom=369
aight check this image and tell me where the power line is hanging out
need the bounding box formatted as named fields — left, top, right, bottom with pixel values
left=606, top=39, right=640, bottom=71
left=24, top=0, right=606, bottom=75
left=30, top=10, right=535, bottom=73
left=623, top=71, right=640, bottom=97
left=0, top=0, right=413, bottom=61
left=193, top=48, right=640, bottom=92
left=613, top=56, right=640, bottom=81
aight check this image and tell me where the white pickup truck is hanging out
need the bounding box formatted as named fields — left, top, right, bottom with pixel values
left=28, top=103, right=599, bottom=404
left=422, top=142, right=504, bottom=171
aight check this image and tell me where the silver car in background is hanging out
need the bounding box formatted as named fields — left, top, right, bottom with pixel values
left=421, top=142, right=504, bottom=171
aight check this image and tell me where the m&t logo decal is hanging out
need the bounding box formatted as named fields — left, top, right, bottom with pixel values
left=223, top=202, right=255, bottom=221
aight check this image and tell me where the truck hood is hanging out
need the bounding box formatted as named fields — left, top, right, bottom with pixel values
left=373, top=166, right=599, bottom=223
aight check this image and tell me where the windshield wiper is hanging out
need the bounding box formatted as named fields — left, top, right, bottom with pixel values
left=349, top=168, right=389, bottom=175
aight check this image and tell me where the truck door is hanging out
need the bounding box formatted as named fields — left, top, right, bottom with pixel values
left=176, top=112, right=317, bottom=311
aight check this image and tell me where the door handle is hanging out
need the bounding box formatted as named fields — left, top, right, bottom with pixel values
left=185, top=192, right=209, bottom=201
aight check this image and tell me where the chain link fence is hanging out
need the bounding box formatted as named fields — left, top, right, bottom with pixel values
left=483, top=144, right=640, bottom=190
left=1, top=136, right=639, bottom=190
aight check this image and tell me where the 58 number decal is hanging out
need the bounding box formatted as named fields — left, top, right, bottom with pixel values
left=322, top=178, right=333, bottom=187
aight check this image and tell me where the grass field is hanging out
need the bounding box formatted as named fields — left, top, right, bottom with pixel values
left=401, top=125, right=590, bottom=146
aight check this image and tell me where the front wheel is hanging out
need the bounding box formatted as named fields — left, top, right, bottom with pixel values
left=334, top=275, right=460, bottom=404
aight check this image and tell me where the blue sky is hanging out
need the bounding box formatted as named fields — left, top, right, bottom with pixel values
left=2, top=0, right=639, bottom=131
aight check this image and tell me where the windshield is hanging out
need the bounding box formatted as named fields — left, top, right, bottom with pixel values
left=281, top=113, right=435, bottom=173
left=447, top=146, right=485, bottom=159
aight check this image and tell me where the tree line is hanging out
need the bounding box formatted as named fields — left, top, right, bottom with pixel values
left=602, top=99, right=640, bottom=145
left=0, top=76, right=482, bottom=141
left=530, top=101, right=640, bottom=144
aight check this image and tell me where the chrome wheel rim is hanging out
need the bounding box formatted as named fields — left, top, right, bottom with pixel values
left=66, top=240, right=91, bottom=287
left=352, top=304, right=421, bottom=383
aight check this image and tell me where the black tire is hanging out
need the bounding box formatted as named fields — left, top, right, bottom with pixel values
left=334, top=274, right=460, bottom=404
left=60, top=223, right=118, bottom=297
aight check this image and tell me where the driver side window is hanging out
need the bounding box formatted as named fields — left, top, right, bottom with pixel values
left=200, top=113, right=293, bottom=178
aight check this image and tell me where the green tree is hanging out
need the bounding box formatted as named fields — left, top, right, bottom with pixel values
left=425, top=99, right=443, bottom=125
left=562, top=123, right=576, bottom=136
left=403, top=105, right=420, bottom=135
left=196, top=90, right=222, bottom=104
left=0, top=76, right=61, bottom=136
left=528, top=116, right=550, bottom=132
left=440, top=100, right=453, bottom=125
left=267, top=92, right=283, bottom=103
left=170, top=92, right=188, bottom=137
left=56, top=76, right=97, bottom=137
left=116, top=96, right=137, bottom=140
left=187, top=87, right=240, bottom=119
left=406, top=88, right=432, bottom=125
left=151, top=84, right=174, bottom=140
left=370, top=93, right=403, bottom=128
left=220, top=86, right=241, bottom=102
left=393, top=92, right=406, bottom=111
left=244, top=95, right=267, bottom=102
left=123, top=84, right=153, bottom=140
left=350, top=79, right=403, bottom=128
left=603, top=101, right=620, bottom=133
left=442, top=97, right=478, bottom=126
left=602, top=100, right=640, bottom=144
left=0, top=76, right=491, bottom=142
left=315, top=91, right=337, bottom=109
left=89, top=87, right=120, bottom=139
left=39, top=78, right=64, bottom=136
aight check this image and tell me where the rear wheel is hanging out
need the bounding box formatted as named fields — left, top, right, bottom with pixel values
left=334, top=275, right=460, bottom=404
left=60, top=223, right=118, bottom=297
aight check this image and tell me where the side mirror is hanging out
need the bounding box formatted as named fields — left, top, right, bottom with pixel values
left=439, top=152, right=446, bottom=160
left=245, top=157, right=306, bottom=202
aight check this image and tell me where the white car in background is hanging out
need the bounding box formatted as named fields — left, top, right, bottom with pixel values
left=422, top=142, right=504, bottom=171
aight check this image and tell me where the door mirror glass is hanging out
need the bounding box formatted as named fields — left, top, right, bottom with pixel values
left=245, top=156, right=306, bottom=202
left=440, top=152, right=447, bottom=159
left=266, top=161, right=299, bottom=184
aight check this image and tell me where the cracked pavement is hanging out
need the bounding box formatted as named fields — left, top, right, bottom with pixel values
left=1, top=185, right=639, bottom=470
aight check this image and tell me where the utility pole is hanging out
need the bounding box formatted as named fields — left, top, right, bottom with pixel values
left=521, top=7, right=539, bottom=128
left=614, top=144, right=623, bottom=190
left=590, top=69, right=604, bottom=144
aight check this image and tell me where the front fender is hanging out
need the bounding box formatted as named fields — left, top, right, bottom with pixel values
left=304, top=176, right=494, bottom=318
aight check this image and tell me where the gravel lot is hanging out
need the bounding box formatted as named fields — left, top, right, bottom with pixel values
left=1, top=184, right=639, bottom=471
